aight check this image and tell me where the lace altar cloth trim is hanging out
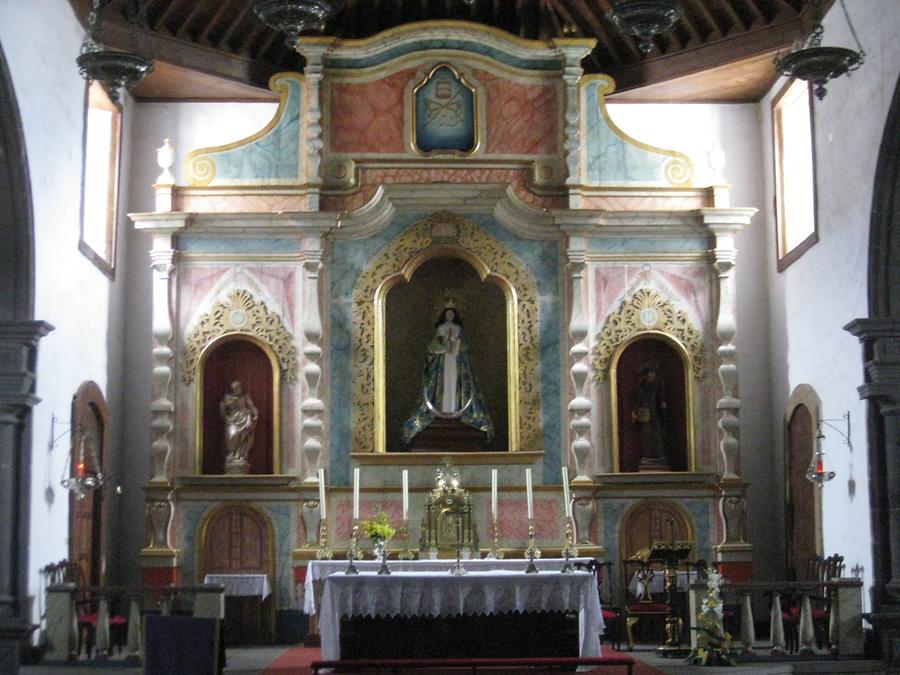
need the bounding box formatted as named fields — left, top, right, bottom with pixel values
left=317, top=570, right=604, bottom=660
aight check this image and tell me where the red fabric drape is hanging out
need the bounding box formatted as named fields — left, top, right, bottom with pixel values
left=202, top=340, right=274, bottom=474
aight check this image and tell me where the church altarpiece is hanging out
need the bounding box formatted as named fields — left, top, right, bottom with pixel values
left=129, top=22, right=757, bottom=633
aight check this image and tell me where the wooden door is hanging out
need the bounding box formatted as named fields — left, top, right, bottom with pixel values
left=69, top=383, right=109, bottom=587
left=786, top=404, right=818, bottom=579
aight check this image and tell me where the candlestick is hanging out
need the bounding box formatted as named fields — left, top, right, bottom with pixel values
left=352, top=467, right=360, bottom=520
left=396, top=519, right=415, bottom=560
left=485, top=517, right=504, bottom=560
left=561, top=466, right=571, bottom=519
left=525, top=468, right=533, bottom=520
left=561, top=516, right=578, bottom=562
left=345, top=520, right=360, bottom=575
left=318, top=468, right=327, bottom=520
left=402, top=469, right=409, bottom=521
left=524, top=518, right=541, bottom=573
left=316, top=518, right=333, bottom=560
left=491, top=469, right=498, bottom=520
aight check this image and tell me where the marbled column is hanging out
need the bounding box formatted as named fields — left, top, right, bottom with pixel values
left=0, top=320, right=52, bottom=673
left=555, top=43, right=592, bottom=208
left=149, top=238, right=176, bottom=485
left=567, top=252, right=592, bottom=482
left=301, top=256, right=324, bottom=482
left=298, top=44, right=327, bottom=211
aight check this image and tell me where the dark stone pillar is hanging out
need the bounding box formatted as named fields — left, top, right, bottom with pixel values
left=0, top=321, right=51, bottom=673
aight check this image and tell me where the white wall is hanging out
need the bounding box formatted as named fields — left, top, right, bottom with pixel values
left=0, top=0, right=128, bottom=627
left=607, top=102, right=776, bottom=577
left=761, top=0, right=900, bottom=607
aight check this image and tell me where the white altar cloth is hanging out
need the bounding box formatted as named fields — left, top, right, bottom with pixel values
left=304, top=557, right=596, bottom=614
left=204, top=573, right=272, bottom=600
left=317, top=569, right=604, bottom=661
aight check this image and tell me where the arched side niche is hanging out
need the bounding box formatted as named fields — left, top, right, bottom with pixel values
left=610, top=333, right=694, bottom=473
left=618, top=498, right=695, bottom=563
left=351, top=211, right=542, bottom=454
left=196, top=334, right=280, bottom=474
left=379, top=248, right=512, bottom=452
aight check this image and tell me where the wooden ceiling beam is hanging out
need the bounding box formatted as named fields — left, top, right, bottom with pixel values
left=95, top=19, right=279, bottom=90
left=569, top=0, right=632, bottom=62
left=604, top=14, right=805, bottom=91
left=719, top=0, right=750, bottom=32
left=216, top=4, right=253, bottom=51
left=198, top=0, right=233, bottom=44
left=153, top=0, right=184, bottom=34
left=686, top=0, right=725, bottom=39
left=739, top=0, right=767, bottom=26
left=176, top=0, right=209, bottom=40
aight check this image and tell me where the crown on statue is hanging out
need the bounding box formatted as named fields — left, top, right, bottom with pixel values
left=443, top=298, right=457, bottom=309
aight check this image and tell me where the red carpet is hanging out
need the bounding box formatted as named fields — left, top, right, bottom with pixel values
left=262, top=646, right=665, bottom=674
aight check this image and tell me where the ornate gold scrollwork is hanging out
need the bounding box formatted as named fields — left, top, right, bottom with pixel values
left=590, top=288, right=707, bottom=381
left=351, top=211, right=543, bottom=453
left=181, top=289, right=298, bottom=384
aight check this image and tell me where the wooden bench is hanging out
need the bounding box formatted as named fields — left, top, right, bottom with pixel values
left=310, top=655, right=635, bottom=673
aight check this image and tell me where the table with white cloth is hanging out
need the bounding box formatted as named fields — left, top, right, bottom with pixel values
left=316, top=569, right=604, bottom=661
left=304, top=557, right=597, bottom=614
left=203, top=574, right=273, bottom=645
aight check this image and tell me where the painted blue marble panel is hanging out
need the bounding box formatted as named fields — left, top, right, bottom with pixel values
left=587, top=237, right=709, bottom=253
left=583, top=81, right=671, bottom=186
left=179, top=237, right=304, bottom=254
left=328, top=214, right=562, bottom=485
left=203, top=76, right=302, bottom=183
left=325, top=40, right=560, bottom=71
left=415, top=66, right=475, bottom=153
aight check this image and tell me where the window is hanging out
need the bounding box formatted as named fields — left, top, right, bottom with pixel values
left=773, top=79, right=817, bottom=271
left=79, top=81, right=122, bottom=278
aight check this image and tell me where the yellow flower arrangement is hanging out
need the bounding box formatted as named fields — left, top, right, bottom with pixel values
left=361, top=510, right=396, bottom=543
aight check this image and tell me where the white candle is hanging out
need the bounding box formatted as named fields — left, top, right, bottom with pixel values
left=352, top=467, right=360, bottom=520
left=402, top=469, right=409, bottom=521
left=525, top=468, right=534, bottom=520
left=561, top=466, right=571, bottom=519
left=318, top=468, right=327, bottom=520
left=491, top=469, right=498, bottom=520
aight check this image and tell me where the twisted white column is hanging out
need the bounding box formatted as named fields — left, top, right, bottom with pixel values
left=149, top=239, right=175, bottom=484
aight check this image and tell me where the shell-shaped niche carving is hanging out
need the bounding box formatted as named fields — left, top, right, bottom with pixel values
left=591, top=288, right=706, bottom=381
left=182, top=289, right=297, bottom=384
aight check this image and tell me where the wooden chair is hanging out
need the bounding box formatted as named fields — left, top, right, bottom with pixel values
left=782, top=553, right=845, bottom=652
left=621, top=559, right=670, bottom=650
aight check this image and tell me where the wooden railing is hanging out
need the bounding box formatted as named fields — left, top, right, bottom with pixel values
left=687, top=578, right=864, bottom=657
left=43, top=583, right=225, bottom=664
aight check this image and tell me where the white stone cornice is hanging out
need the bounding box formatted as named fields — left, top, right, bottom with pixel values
left=130, top=211, right=338, bottom=237
left=492, top=186, right=557, bottom=240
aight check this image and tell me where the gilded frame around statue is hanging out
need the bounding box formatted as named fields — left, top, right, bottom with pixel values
left=608, top=331, right=697, bottom=474
left=374, top=244, right=519, bottom=453
left=194, top=333, right=282, bottom=475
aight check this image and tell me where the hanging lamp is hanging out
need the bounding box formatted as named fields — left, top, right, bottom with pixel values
left=606, top=0, right=684, bottom=55
left=252, top=0, right=335, bottom=45
left=774, top=0, right=864, bottom=100
left=76, top=0, right=154, bottom=104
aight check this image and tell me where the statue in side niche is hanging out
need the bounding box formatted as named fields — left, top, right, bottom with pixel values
left=632, top=364, right=667, bottom=466
left=402, top=304, right=493, bottom=444
left=220, top=380, right=258, bottom=474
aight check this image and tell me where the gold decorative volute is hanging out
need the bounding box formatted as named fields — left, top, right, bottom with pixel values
left=182, top=289, right=298, bottom=384
left=591, top=288, right=707, bottom=381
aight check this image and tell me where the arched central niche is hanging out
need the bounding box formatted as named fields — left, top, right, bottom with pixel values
left=384, top=253, right=509, bottom=451
left=352, top=211, right=542, bottom=455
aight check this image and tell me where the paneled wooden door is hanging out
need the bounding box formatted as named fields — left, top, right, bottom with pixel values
left=786, top=403, right=819, bottom=579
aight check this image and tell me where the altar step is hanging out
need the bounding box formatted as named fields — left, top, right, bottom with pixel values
left=310, top=655, right=637, bottom=674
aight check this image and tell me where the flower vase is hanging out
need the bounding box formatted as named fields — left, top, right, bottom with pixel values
left=373, top=539, right=390, bottom=575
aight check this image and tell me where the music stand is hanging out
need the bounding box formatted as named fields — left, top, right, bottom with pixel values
left=650, top=540, right=692, bottom=656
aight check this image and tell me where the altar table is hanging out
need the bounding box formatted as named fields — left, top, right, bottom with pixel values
left=316, top=569, right=604, bottom=661
left=304, top=557, right=596, bottom=614
left=204, top=573, right=272, bottom=599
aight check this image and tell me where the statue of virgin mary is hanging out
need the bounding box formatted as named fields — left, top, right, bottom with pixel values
left=401, top=305, right=493, bottom=443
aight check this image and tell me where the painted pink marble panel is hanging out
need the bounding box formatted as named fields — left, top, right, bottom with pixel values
left=328, top=72, right=410, bottom=154
left=174, top=193, right=314, bottom=213
left=334, top=499, right=405, bottom=543
left=243, top=266, right=297, bottom=327
left=179, top=267, right=229, bottom=329
left=493, top=498, right=562, bottom=541
left=474, top=70, right=560, bottom=156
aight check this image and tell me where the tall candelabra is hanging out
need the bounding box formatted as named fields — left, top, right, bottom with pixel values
left=485, top=517, right=504, bottom=559
left=316, top=519, right=333, bottom=560
left=396, top=519, right=415, bottom=560
left=560, top=517, right=578, bottom=573
left=344, top=521, right=361, bottom=575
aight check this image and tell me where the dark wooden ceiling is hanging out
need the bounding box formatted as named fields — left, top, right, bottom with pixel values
left=69, top=0, right=827, bottom=102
